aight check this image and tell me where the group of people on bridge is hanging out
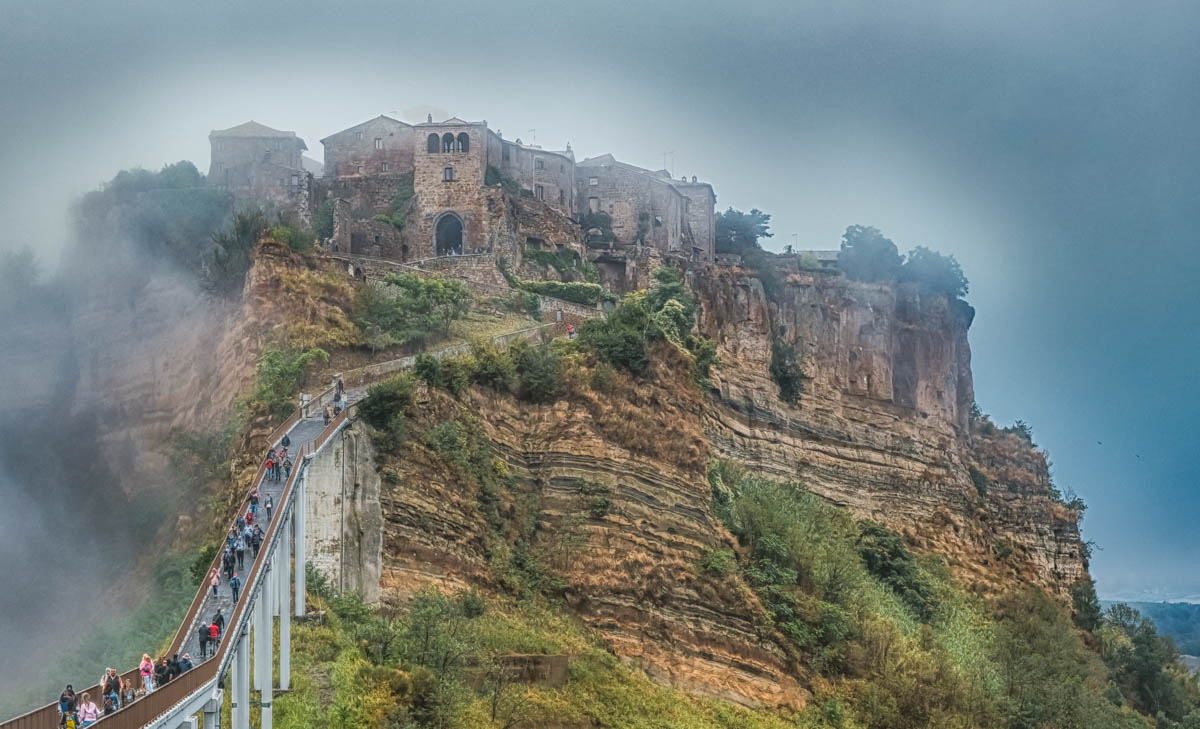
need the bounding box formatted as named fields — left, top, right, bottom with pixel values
left=53, top=427, right=292, bottom=729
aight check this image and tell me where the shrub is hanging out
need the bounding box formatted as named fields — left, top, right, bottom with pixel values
left=471, top=341, right=517, bottom=392
left=969, top=465, right=990, bottom=497
left=520, top=280, right=603, bottom=306
left=769, top=337, right=806, bottom=403
left=359, top=373, right=417, bottom=430
left=855, top=523, right=936, bottom=620
left=1070, top=577, right=1103, bottom=632
left=900, top=245, right=969, bottom=298
left=838, top=225, right=902, bottom=283
left=440, top=355, right=478, bottom=397
left=252, top=347, right=330, bottom=417
left=413, top=352, right=443, bottom=388
left=515, top=344, right=564, bottom=403
left=354, top=274, right=471, bottom=349
left=267, top=223, right=315, bottom=253
left=314, top=198, right=335, bottom=239
left=699, top=547, right=737, bottom=577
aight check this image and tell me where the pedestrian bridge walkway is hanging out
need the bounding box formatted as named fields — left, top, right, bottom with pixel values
left=0, top=400, right=351, bottom=729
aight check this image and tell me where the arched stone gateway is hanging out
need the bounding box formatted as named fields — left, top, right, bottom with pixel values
left=434, top=213, right=463, bottom=256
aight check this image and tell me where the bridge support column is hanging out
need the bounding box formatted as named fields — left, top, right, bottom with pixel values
left=294, top=478, right=306, bottom=617
left=202, top=692, right=221, bottom=729
left=234, top=628, right=250, bottom=729
left=255, top=565, right=271, bottom=691
left=256, top=565, right=274, bottom=729
left=279, top=519, right=291, bottom=691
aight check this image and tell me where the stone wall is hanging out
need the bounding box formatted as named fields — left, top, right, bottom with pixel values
left=495, top=134, right=576, bottom=217
left=577, top=161, right=685, bottom=254
left=303, top=419, right=384, bottom=602
left=315, top=174, right=411, bottom=216
left=673, top=181, right=716, bottom=262
left=321, top=116, right=415, bottom=179
left=412, top=122, right=493, bottom=258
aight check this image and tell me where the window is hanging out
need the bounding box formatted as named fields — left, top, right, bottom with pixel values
left=588, top=176, right=598, bottom=186
left=380, top=162, right=390, bottom=173
left=427, top=133, right=440, bottom=153
left=374, top=138, right=383, bottom=150
left=456, top=132, right=470, bottom=153
left=535, top=184, right=544, bottom=200
left=559, top=189, right=565, bottom=205
left=502, top=144, right=510, bottom=161
left=535, top=158, right=544, bottom=170
left=356, top=131, right=363, bottom=141
left=588, top=197, right=600, bottom=213
left=444, top=166, right=455, bottom=181
left=357, top=164, right=364, bottom=175
left=442, top=133, right=454, bottom=153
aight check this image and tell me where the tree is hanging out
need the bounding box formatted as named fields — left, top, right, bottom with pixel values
left=838, top=225, right=903, bottom=282
left=1070, top=577, right=1104, bottom=632
left=900, top=245, right=969, bottom=298
left=715, top=208, right=773, bottom=254
left=355, top=274, right=471, bottom=349
left=207, top=210, right=267, bottom=293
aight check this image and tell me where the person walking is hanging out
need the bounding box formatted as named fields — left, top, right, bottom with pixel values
left=281, top=433, right=291, bottom=449
left=208, top=622, right=220, bottom=653
left=323, top=405, right=332, bottom=426
left=252, top=525, right=264, bottom=557
left=235, top=535, right=246, bottom=570
left=230, top=573, right=242, bottom=603
left=245, top=507, right=255, bottom=527
left=154, top=658, right=169, bottom=688
left=58, top=684, right=76, bottom=725
left=197, top=623, right=209, bottom=659
left=76, top=694, right=99, bottom=728
left=250, top=489, right=259, bottom=516
left=120, top=679, right=135, bottom=707
left=283, top=457, right=293, bottom=478
left=222, top=547, right=234, bottom=581
left=180, top=653, right=194, bottom=672
left=139, top=654, right=155, bottom=694
left=265, top=493, right=274, bottom=520
left=264, top=456, right=275, bottom=483
left=103, top=668, right=120, bottom=710
left=101, top=696, right=115, bottom=717
left=210, top=569, right=220, bottom=597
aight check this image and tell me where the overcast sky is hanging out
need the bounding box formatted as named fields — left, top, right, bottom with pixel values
left=1, top=0, right=1197, bottom=599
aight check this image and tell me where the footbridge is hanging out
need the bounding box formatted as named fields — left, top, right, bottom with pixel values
left=1, top=396, right=348, bottom=729
left=0, top=315, right=577, bottom=729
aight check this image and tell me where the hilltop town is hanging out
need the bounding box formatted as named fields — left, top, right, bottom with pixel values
left=209, top=115, right=718, bottom=291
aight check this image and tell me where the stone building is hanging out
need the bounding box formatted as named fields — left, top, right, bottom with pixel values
left=575, top=154, right=714, bottom=262
left=670, top=176, right=716, bottom=263
left=208, top=121, right=310, bottom=212
left=490, top=133, right=576, bottom=217
left=320, top=115, right=415, bottom=179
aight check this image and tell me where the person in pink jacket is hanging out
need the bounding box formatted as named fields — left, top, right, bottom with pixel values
left=76, top=694, right=100, bottom=728
left=139, top=654, right=155, bottom=693
left=210, top=569, right=220, bottom=598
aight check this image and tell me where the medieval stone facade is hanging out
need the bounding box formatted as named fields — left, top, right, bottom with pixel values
left=212, top=112, right=718, bottom=283
left=208, top=121, right=310, bottom=212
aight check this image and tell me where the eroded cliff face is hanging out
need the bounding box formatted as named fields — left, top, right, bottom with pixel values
left=692, top=265, right=1085, bottom=595
left=376, top=366, right=808, bottom=710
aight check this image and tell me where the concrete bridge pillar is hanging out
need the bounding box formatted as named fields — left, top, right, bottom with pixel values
left=255, top=565, right=274, bottom=729
left=201, top=692, right=221, bottom=729
left=279, top=519, right=292, bottom=691
left=234, top=628, right=250, bottom=729
left=294, top=478, right=307, bottom=618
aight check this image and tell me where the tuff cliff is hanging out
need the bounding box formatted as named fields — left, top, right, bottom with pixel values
left=693, top=264, right=1085, bottom=595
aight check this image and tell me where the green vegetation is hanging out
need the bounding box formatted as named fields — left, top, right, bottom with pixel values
left=267, top=222, right=316, bottom=253
left=768, top=337, right=806, bottom=404
left=1102, top=601, right=1200, bottom=658
left=74, top=161, right=233, bottom=280
left=518, top=280, right=603, bottom=306
left=358, top=373, right=418, bottom=449
left=969, top=465, right=991, bottom=497
left=710, top=463, right=1183, bottom=729
left=577, top=210, right=616, bottom=242
left=577, top=267, right=715, bottom=383
left=354, top=274, right=471, bottom=351
left=839, top=225, right=970, bottom=298
left=249, top=347, right=330, bottom=418
left=208, top=211, right=268, bottom=293
left=522, top=245, right=601, bottom=283
left=714, top=208, right=773, bottom=254
left=269, top=586, right=795, bottom=729
left=486, top=165, right=522, bottom=196
left=314, top=199, right=335, bottom=239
